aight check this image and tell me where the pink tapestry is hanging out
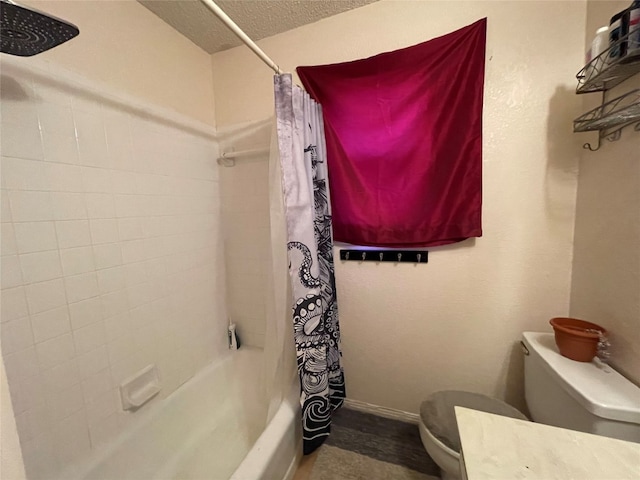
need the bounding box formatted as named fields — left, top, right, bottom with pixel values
left=297, top=19, right=487, bottom=247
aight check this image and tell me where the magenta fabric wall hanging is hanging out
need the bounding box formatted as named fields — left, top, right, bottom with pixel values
left=297, top=19, right=487, bottom=247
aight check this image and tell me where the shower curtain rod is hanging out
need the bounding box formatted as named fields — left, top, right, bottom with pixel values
left=199, top=0, right=284, bottom=75
left=216, top=147, right=270, bottom=166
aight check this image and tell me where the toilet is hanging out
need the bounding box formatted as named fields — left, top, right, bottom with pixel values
left=418, top=331, right=640, bottom=480
left=418, top=391, right=527, bottom=480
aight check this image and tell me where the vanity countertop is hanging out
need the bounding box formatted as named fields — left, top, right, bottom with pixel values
left=455, top=406, right=640, bottom=479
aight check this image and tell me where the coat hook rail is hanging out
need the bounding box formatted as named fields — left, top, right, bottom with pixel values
left=339, top=249, right=428, bottom=264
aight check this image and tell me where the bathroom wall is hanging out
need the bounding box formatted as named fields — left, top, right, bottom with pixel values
left=212, top=0, right=586, bottom=413
left=21, top=0, right=216, bottom=126
left=570, top=0, right=640, bottom=385
left=0, top=3, right=224, bottom=477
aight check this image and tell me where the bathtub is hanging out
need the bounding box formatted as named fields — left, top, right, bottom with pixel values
left=231, top=374, right=302, bottom=480
left=62, top=347, right=301, bottom=480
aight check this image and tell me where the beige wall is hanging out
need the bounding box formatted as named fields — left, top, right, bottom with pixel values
left=22, top=0, right=216, bottom=126
left=570, top=1, right=640, bottom=385
left=212, top=0, right=586, bottom=413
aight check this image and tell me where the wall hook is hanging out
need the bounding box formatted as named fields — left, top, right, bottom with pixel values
left=417, top=253, right=421, bottom=262
left=397, top=253, right=402, bottom=262
left=361, top=252, right=366, bottom=261
left=379, top=252, right=384, bottom=261
left=605, top=128, right=623, bottom=142
left=583, top=137, right=601, bottom=151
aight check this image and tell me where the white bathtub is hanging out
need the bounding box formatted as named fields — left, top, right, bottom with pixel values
left=231, top=375, right=302, bottom=480
left=61, top=347, right=301, bottom=480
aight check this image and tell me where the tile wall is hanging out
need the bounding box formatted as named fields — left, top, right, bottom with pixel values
left=0, top=59, right=227, bottom=479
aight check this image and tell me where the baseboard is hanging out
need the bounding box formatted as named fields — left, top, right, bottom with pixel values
left=343, top=398, right=420, bottom=424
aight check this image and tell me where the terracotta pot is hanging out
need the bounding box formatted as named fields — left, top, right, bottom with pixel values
left=549, top=317, right=607, bottom=362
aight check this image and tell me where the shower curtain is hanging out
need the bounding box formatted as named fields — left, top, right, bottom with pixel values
left=274, top=73, right=345, bottom=454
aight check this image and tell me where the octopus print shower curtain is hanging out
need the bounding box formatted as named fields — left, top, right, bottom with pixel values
left=274, top=74, right=346, bottom=454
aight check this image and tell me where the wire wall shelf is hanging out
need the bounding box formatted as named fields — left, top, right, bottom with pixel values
left=573, top=89, right=640, bottom=151
left=577, top=27, right=640, bottom=94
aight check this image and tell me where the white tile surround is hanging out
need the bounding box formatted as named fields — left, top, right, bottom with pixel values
left=0, top=58, right=228, bottom=479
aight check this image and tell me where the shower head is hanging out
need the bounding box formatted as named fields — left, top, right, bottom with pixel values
left=1, top=0, right=79, bottom=57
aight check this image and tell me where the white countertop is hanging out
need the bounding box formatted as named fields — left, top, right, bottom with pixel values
left=455, top=406, right=640, bottom=480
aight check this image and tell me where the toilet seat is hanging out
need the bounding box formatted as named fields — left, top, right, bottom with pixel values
left=419, top=390, right=528, bottom=480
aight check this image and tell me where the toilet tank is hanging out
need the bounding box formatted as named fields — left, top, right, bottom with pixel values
left=522, top=332, right=640, bottom=443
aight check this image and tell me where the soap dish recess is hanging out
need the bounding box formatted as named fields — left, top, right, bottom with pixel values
left=120, top=364, right=161, bottom=410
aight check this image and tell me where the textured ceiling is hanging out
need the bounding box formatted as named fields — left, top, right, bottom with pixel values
left=139, top=0, right=379, bottom=54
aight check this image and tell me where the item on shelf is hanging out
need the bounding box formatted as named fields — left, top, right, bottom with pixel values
left=591, top=25, right=611, bottom=60
left=585, top=26, right=609, bottom=79
left=623, top=1, right=640, bottom=61
left=609, top=9, right=628, bottom=63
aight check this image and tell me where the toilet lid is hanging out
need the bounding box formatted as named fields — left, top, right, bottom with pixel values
left=419, top=390, right=528, bottom=452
